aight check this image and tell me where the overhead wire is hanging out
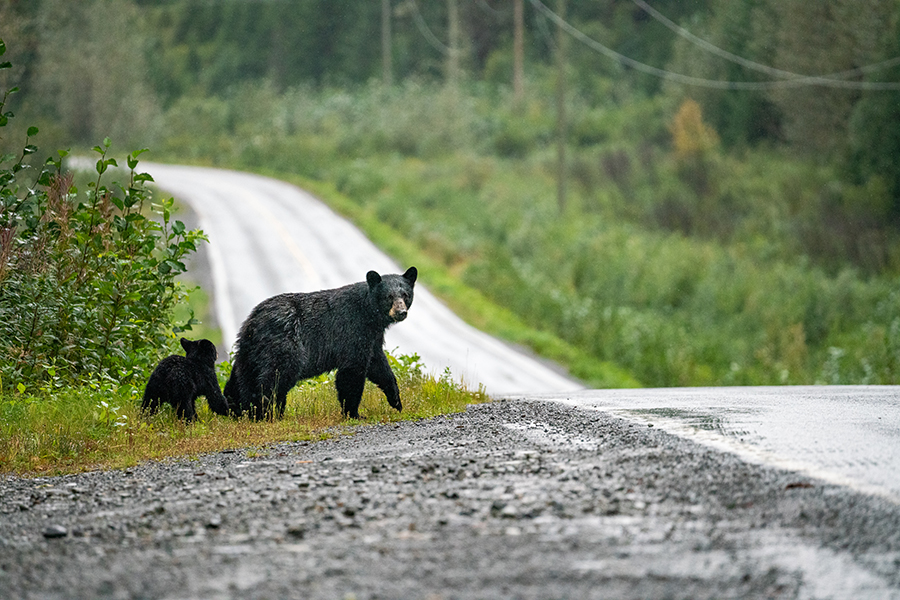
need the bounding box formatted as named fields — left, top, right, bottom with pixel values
left=475, top=0, right=509, bottom=18
left=410, top=0, right=452, bottom=55
left=527, top=0, right=900, bottom=90
left=631, top=0, right=900, bottom=84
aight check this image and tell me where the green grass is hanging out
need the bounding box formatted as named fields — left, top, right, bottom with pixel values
left=0, top=352, right=487, bottom=476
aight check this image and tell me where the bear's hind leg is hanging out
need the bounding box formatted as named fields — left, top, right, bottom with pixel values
left=274, top=376, right=296, bottom=419
left=141, top=377, right=164, bottom=416
left=141, top=393, right=162, bottom=416
left=336, top=368, right=366, bottom=420
left=173, top=390, right=198, bottom=422
left=223, top=362, right=245, bottom=417
left=175, top=400, right=198, bottom=422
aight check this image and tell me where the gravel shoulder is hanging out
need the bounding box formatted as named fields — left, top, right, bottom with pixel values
left=2, top=399, right=899, bottom=599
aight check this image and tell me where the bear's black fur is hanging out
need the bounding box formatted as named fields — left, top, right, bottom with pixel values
left=141, top=338, right=229, bottom=422
left=224, top=267, right=417, bottom=420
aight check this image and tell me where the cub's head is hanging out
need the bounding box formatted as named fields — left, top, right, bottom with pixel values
left=366, top=266, right=417, bottom=325
left=180, top=337, right=218, bottom=365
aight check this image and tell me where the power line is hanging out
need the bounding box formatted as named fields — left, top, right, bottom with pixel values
left=475, top=0, right=509, bottom=18
left=410, top=0, right=452, bottom=56
left=632, top=0, right=900, bottom=84
left=527, top=0, right=900, bottom=91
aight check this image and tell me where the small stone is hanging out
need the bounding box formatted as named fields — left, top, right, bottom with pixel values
left=43, top=525, right=68, bottom=539
left=286, top=521, right=307, bottom=538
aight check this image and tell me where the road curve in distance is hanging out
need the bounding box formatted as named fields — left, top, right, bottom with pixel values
left=143, top=163, right=584, bottom=396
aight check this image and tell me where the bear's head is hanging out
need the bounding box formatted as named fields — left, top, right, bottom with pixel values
left=180, top=337, right=218, bottom=365
left=366, top=266, right=417, bottom=325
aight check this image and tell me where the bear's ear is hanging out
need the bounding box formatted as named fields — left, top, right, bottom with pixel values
left=366, top=270, right=382, bottom=288
left=403, top=266, right=417, bottom=285
left=179, top=338, right=193, bottom=353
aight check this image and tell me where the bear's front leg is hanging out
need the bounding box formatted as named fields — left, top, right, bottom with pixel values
left=335, top=367, right=366, bottom=419
left=367, top=350, right=402, bottom=413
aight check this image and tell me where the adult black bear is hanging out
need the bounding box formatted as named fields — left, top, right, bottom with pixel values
left=141, top=338, right=229, bottom=422
left=224, top=267, right=417, bottom=421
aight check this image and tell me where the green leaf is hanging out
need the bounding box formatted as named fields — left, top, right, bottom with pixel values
left=0, top=62, right=11, bottom=70
left=103, top=137, right=111, bottom=148
left=26, top=126, right=38, bottom=137
left=172, top=220, right=185, bottom=235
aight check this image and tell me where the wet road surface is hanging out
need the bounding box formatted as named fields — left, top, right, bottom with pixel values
left=528, top=386, right=900, bottom=504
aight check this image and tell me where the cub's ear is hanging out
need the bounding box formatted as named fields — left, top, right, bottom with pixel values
left=179, top=338, right=194, bottom=353
left=199, top=339, right=218, bottom=361
left=366, top=271, right=382, bottom=288
left=403, top=266, right=418, bottom=285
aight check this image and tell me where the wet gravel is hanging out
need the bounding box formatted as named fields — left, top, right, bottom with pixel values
left=2, top=399, right=899, bottom=599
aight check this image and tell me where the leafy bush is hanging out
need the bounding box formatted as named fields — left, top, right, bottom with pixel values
left=0, top=43, right=205, bottom=392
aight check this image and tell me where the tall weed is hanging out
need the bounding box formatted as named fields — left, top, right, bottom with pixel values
left=0, top=57, right=206, bottom=391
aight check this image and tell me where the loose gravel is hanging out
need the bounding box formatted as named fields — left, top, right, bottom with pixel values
left=2, top=399, right=899, bottom=599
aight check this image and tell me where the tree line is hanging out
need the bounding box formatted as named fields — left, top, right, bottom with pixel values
left=2, top=0, right=899, bottom=222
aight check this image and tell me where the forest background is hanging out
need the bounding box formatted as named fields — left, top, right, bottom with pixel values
left=2, top=0, right=900, bottom=390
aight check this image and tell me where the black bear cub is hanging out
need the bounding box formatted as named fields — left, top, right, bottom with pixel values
left=224, top=267, right=417, bottom=421
left=142, top=338, right=229, bottom=422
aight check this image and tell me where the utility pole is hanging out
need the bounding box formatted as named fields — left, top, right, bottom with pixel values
left=382, top=0, right=393, bottom=86
left=447, top=0, right=460, bottom=87
left=513, top=0, right=524, bottom=104
left=555, top=0, right=567, bottom=213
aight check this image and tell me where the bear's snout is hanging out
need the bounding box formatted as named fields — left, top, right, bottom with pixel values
left=390, top=297, right=408, bottom=321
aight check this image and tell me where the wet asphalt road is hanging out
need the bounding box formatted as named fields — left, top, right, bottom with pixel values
left=3, top=399, right=900, bottom=599
left=540, top=386, right=900, bottom=505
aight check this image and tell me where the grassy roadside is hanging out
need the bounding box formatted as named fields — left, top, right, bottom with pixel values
left=0, top=353, right=486, bottom=477
left=275, top=171, right=641, bottom=390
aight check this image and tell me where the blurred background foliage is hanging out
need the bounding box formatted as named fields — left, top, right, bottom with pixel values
left=2, top=0, right=900, bottom=387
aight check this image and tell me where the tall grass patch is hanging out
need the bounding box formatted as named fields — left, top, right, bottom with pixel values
left=1, top=352, right=486, bottom=476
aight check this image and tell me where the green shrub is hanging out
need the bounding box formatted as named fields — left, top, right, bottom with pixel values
left=0, top=46, right=205, bottom=392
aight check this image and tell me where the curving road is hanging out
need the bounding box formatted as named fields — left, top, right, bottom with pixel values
left=144, top=162, right=583, bottom=396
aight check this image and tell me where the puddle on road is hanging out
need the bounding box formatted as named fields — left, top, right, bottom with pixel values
left=600, top=407, right=900, bottom=505
left=623, top=407, right=757, bottom=440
